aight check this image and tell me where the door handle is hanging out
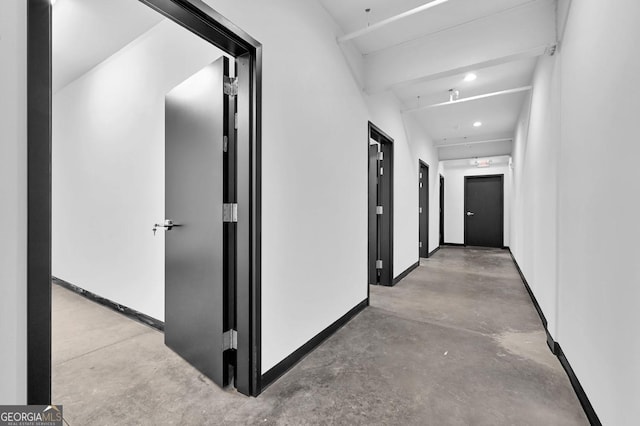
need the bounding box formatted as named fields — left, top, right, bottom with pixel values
left=466, top=211, right=475, bottom=216
left=153, top=219, right=182, bottom=235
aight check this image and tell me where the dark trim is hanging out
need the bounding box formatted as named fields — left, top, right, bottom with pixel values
left=428, top=246, right=441, bottom=257
left=261, top=299, right=368, bottom=391
left=439, top=174, right=445, bottom=246
left=507, top=249, right=547, bottom=329
left=508, top=249, right=601, bottom=425
left=418, top=160, right=429, bottom=258
left=392, top=261, right=420, bottom=286
left=368, top=121, right=394, bottom=287
left=27, top=0, right=52, bottom=405
left=53, top=277, right=164, bottom=332
left=442, top=242, right=465, bottom=247
left=463, top=174, right=504, bottom=248
left=28, top=0, right=263, bottom=400
left=555, top=344, right=602, bottom=425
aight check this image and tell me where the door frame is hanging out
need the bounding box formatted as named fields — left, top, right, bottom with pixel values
left=27, top=0, right=263, bottom=401
left=463, top=174, right=504, bottom=248
left=418, top=160, right=429, bottom=258
left=439, top=174, right=445, bottom=245
left=367, top=122, right=394, bottom=286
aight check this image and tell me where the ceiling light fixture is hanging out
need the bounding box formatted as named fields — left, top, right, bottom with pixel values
left=464, top=73, right=477, bottom=82
left=473, top=121, right=482, bottom=127
left=50, top=0, right=56, bottom=4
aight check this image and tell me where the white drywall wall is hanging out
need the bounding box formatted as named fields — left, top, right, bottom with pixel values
left=511, top=1, right=640, bottom=422
left=204, top=0, right=443, bottom=373
left=0, top=0, right=27, bottom=404
left=367, top=91, right=441, bottom=270
left=441, top=158, right=511, bottom=246
left=53, top=20, right=226, bottom=321
left=555, top=0, right=640, bottom=423
left=204, top=0, right=371, bottom=373
left=510, top=55, right=560, bottom=338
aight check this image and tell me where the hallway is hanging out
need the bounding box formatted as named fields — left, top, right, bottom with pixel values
left=53, top=247, right=588, bottom=425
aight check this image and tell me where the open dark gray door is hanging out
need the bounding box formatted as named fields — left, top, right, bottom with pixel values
left=164, top=56, right=231, bottom=387
left=368, top=144, right=378, bottom=284
left=419, top=162, right=429, bottom=257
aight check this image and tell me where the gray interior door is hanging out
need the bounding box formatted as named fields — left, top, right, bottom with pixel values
left=419, top=163, right=429, bottom=257
left=368, top=144, right=378, bottom=284
left=164, top=57, right=229, bottom=386
left=464, top=175, right=504, bottom=248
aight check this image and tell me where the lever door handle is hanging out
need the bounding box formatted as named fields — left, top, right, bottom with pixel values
left=153, top=219, right=182, bottom=235
left=466, top=211, right=475, bottom=216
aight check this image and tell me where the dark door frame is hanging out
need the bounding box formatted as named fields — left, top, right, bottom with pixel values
left=439, top=174, right=445, bottom=245
left=463, top=174, right=504, bottom=248
left=418, top=160, right=429, bottom=258
left=367, top=122, right=394, bottom=286
left=27, top=0, right=263, bottom=402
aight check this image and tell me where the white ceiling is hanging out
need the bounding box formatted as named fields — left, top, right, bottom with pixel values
left=320, top=0, right=557, bottom=160
left=53, top=0, right=163, bottom=93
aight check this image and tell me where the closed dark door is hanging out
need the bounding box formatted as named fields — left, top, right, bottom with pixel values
left=439, top=175, right=445, bottom=245
left=419, top=162, right=429, bottom=257
left=464, top=175, right=504, bottom=248
left=164, top=57, right=230, bottom=387
left=368, top=144, right=378, bottom=285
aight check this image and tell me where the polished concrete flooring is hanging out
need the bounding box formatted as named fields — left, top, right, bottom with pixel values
left=53, top=247, right=588, bottom=425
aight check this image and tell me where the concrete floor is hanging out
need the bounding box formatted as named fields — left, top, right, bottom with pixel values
left=52, top=247, right=588, bottom=425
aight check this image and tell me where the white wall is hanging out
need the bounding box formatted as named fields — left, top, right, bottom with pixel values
left=510, top=55, right=560, bottom=337
left=366, top=92, right=440, bottom=272
left=556, top=0, right=640, bottom=423
left=203, top=0, right=443, bottom=373
left=53, top=20, right=226, bottom=321
left=511, top=1, right=640, bottom=423
left=441, top=158, right=511, bottom=246
left=204, top=0, right=371, bottom=373
left=0, top=0, right=27, bottom=404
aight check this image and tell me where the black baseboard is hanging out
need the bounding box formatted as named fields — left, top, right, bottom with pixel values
left=507, top=250, right=548, bottom=329
left=428, top=246, right=441, bottom=257
left=556, top=344, right=602, bottom=425
left=506, top=250, right=601, bottom=425
left=52, top=277, right=164, bottom=332
left=392, top=260, right=420, bottom=285
left=261, top=298, right=368, bottom=391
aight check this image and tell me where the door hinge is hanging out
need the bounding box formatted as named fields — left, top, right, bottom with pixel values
left=419, top=207, right=423, bottom=213
left=380, top=167, right=384, bottom=176
left=223, top=135, right=228, bottom=152
left=419, top=172, right=423, bottom=179
left=223, top=203, right=238, bottom=223
left=376, top=206, right=383, bottom=215
left=223, top=76, right=238, bottom=97
left=419, top=182, right=423, bottom=188
left=376, top=260, right=383, bottom=269
left=234, top=112, right=238, bottom=129
left=377, top=152, right=384, bottom=161
left=223, top=329, right=237, bottom=350
left=419, top=242, right=422, bottom=248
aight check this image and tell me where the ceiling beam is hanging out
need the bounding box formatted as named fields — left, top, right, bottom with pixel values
left=337, top=0, right=450, bottom=43
left=403, top=86, right=532, bottom=113
left=364, top=0, right=542, bottom=56
left=436, top=138, right=513, bottom=148
left=369, top=45, right=549, bottom=94
left=363, top=0, right=556, bottom=93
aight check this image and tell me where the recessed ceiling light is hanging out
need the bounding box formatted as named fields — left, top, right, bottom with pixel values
left=464, top=73, right=477, bottom=82
left=473, top=121, right=482, bottom=127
